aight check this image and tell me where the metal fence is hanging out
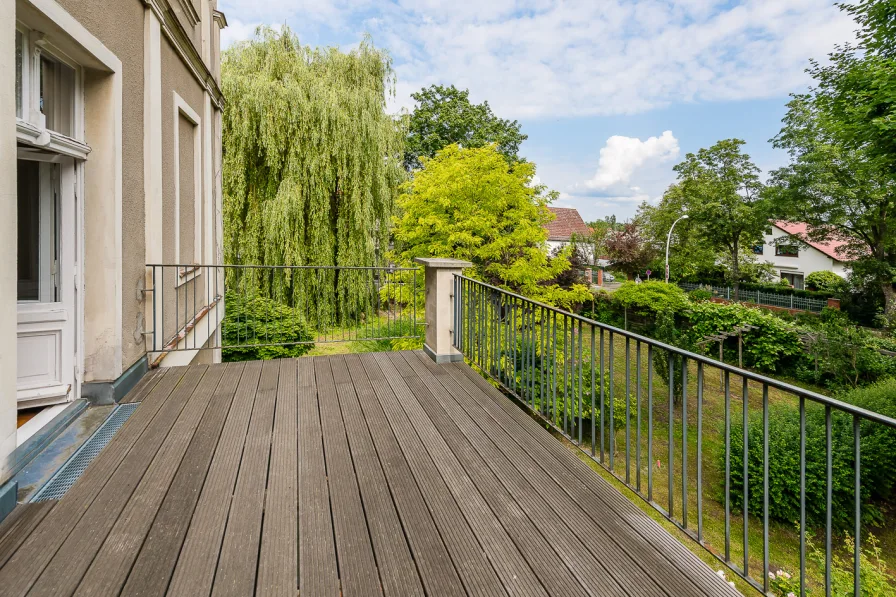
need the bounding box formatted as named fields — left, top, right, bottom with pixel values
left=453, top=275, right=896, bottom=596
left=679, top=282, right=829, bottom=313
left=146, top=264, right=422, bottom=354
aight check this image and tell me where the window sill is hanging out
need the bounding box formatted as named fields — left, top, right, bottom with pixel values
left=16, top=119, right=91, bottom=160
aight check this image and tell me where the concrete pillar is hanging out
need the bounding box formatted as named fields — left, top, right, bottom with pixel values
left=0, top=0, right=19, bottom=469
left=414, top=258, right=472, bottom=364
left=597, top=269, right=603, bottom=286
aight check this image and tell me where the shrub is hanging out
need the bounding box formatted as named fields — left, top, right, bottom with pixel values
left=725, top=379, right=896, bottom=530
left=613, top=281, right=690, bottom=316
left=806, top=270, right=847, bottom=294
left=222, top=291, right=315, bottom=361
left=683, top=301, right=803, bottom=372
left=688, top=288, right=713, bottom=302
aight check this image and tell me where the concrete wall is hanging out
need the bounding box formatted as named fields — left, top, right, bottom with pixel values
left=0, top=0, right=19, bottom=464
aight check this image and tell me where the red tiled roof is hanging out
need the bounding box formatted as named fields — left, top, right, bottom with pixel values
left=773, top=221, right=854, bottom=262
left=545, top=207, right=591, bottom=241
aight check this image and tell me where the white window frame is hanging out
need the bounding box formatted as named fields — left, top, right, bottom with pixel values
left=172, top=91, right=202, bottom=284
left=15, top=21, right=89, bottom=160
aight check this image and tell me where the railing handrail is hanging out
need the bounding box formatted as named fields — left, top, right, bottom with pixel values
left=146, top=263, right=421, bottom=272
left=456, top=275, right=896, bottom=429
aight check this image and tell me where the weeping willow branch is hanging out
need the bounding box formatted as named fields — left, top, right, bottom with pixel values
left=222, top=27, right=405, bottom=327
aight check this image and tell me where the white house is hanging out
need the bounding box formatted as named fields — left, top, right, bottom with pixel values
left=545, top=207, right=592, bottom=259
left=753, top=221, right=852, bottom=289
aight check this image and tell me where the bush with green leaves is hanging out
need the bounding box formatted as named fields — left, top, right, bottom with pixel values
left=222, top=291, right=315, bottom=361
left=613, top=281, right=690, bottom=316
left=688, top=288, right=713, bottom=302
left=806, top=270, right=847, bottom=294
left=725, top=378, right=896, bottom=530
left=683, top=301, right=803, bottom=372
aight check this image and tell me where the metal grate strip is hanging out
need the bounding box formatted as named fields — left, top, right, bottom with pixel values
left=31, top=402, right=140, bottom=502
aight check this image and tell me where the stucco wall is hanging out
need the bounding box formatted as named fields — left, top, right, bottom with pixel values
left=55, top=0, right=146, bottom=377
left=756, top=226, right=846, bottom=280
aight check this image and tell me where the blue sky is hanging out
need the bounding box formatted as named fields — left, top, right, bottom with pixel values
left=218, top=0, right=857, bottom=222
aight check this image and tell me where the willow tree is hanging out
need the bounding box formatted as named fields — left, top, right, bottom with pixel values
left=222, top=27, right=405, bottom=326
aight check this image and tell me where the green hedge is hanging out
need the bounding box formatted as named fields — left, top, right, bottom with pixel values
left=737, top=281, right=833, bottom=300
left=222, top=291, right=315, bottom=361
left=725, top=379, right=896, bottom=529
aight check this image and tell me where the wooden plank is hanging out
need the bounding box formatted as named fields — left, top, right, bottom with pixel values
left=409, top=353, right=634, bottom=596
left=317, top=357, right=382, bottom=596
left=296, top=357, right=315, bottom=387
left=27, top=365, right=209, bottom=596
left=75, top=363, right=239, bottom=597
left=299, top=358, right=339, bottom=596
left=450, top=362, right=740, bottom=597
left=336, top=355, right=425, bottom=597
left=256, top=359, right=298, bottom=597
left=120, top=364, right=246, bottom=597
left=166, top=360, right=263, bottom=597
left=119, top=367, right=166, bottom=404
left=402, top=370, right=596, bottom=597
left=329, top=354, right=353, bottom=385
left=357, top=353, right=507, bottom=597
left=375, top=352, right=549, bottom=597
left=0, top=502, right=55, bottom=568
left=211, top=359, right=280, bottom=597
left=0, top=366, right=190, bottom=597
left=344, top=354, right=464, bottom=597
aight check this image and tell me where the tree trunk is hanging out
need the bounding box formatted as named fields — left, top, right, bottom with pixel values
left=882, top=281, right=896, bottom=324
left=732, top=239, right=740, bottom=302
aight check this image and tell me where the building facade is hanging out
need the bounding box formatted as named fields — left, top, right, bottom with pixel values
left=754, top=221, right=851, bottom=289
left=1, top=0, right=226, bottom=465
left=544, top=207, right=592, bottom=259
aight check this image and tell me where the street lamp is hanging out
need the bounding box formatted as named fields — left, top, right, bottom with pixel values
left=665, top=214, right=688, bottom=284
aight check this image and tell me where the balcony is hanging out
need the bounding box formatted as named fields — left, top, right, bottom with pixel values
left=0, top=350, right=737, bottom=596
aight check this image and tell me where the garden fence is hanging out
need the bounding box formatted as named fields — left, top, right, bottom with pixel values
left=679, top=282, right=829, bottom=313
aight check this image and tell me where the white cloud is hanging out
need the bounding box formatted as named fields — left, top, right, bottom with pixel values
left=219, top=0, right=856, bottom=119
left=585, top=131, right=679, bottom=191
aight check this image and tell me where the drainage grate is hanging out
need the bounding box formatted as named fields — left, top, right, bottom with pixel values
left=31, top=402, right=140, bottom=502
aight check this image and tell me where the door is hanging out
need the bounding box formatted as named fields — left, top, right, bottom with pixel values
left=16, top=156, right=77, bottom=407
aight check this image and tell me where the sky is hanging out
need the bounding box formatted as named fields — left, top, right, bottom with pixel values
left=218, top=0, right=858, bottom=222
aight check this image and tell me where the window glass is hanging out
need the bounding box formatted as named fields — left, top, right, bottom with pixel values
left=776, top=245, right=799, bottom=257
left=15, top=30, right=23, bottom=118
left=17, top=160, right=59, bottom=302
left=40, top=55, right=75, bottom=137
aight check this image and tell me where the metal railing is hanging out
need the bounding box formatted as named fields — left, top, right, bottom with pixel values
left=146, top=264, right=422, bottom=355
left=679, top=282, right=829, bottom=313
left=454, top=275, right=896, bottom=596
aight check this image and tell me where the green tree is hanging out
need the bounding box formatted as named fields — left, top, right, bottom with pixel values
left=391, top=143, right=589, bottom=308
left=604, top=222, right=655, bottom=280
left=767, top=47, right=896, bottom=319
left=404, top=85, right=527, bottom=171
left=222, top=27, right=405, bottom=325
left=673, top=139, right=768, bottom=300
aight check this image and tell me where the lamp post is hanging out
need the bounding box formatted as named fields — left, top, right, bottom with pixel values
left=665, top=214, right=688, bottom=284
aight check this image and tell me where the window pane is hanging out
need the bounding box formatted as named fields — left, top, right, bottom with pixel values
left=17, top=161, right=40, bottom=301
left=41, top=55, right=75, bottom=137
left=15, top=30, right=23, bottom=118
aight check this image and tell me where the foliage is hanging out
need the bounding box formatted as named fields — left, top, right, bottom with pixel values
left=403, top=84, right=527, bottom=171
left=726, top=379, right=896, bottom=530
left=613, top=281, right=690, bottom=317
left=767, top=46, right=896, bottom=318
left=222, top=291, right=314, bottom=361
left=549, top=236, right=591, bottom=289
left=683, top=301, right=803, bottom=372
left=770, top=532, right=895, bottom=597
left=391, top=143, right=590, bottom=308
left=689, top=288, right=713, bottom=301
left=582, top=217, right=620, bottom=266
left=806, top=270, right=847, bottom=294
left=673, top=139, right=769, bottom=298
left=605, top=223, right=656, bottom=280
left=221, top=28, right=404, bottom=326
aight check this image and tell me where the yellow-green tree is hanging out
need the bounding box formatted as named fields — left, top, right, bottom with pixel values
left=391, top=143, right=590, bottom=308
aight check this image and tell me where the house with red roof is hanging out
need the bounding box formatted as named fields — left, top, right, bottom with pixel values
left=545, top=207, right=592, bottom=256
left=753, top=221, right=853, bottom=289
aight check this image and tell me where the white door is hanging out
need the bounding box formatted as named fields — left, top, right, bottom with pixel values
left=16, top=156, right=77, bottom=408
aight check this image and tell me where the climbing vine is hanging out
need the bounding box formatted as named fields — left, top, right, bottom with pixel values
left=221, top=27, right=405, bottom=326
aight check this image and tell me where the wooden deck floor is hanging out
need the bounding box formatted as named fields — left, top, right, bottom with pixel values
left=0, top=351, right=739, bottom=597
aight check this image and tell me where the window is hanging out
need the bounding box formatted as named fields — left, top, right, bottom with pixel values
left=40, top=54, right=75, bottom=137
left=17, top=160, right=59, bottom=302
left=752, top=244, right=764, bottom=255
left=776, top=245, right=799, bottom=257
